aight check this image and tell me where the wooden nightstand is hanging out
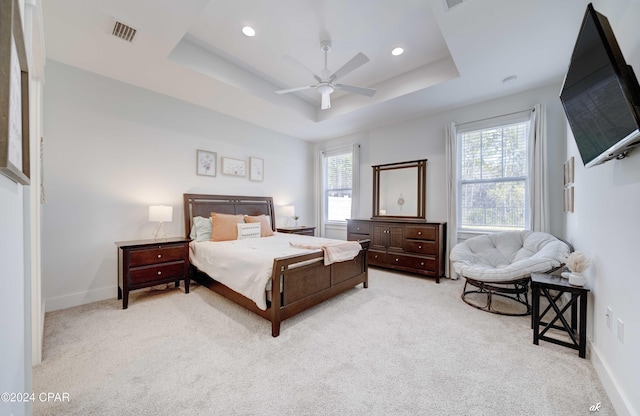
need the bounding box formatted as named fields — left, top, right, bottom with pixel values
left=276, top=226, right=316, bottom=236
left=115, top=237, right=191, bottom=309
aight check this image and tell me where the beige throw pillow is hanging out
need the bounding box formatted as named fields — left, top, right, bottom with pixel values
left=210, top=212, right=245, bottom=241
left=244, top=214, right=274, bottom=237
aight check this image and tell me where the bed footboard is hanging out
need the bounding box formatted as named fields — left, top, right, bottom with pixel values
left=270, top=240, right=369, bottom=337
left=190, top=241, right=369, bottom=337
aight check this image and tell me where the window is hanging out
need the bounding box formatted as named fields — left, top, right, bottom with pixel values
left=457, top=117, right=530, bottom=231
left=322, top=147, right=357, bottom=223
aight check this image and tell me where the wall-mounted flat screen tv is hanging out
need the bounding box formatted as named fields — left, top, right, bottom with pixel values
left=560, top=3, right=640, bottom=168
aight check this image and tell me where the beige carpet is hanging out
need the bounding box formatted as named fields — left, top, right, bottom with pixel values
left=33, top=269, right=614, bottom=415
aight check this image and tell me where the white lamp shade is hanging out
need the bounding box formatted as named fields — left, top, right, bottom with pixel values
left=280, top=205, right=295, bottom=217
left=149, top=205, right=173, bottom=222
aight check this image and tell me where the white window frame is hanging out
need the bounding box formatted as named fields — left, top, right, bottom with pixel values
left=456, top=112, right=531, bottom=233
left=320, top=145, right=359, bottom=228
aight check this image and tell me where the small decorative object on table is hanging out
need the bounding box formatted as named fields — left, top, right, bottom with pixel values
left=563, top=251, right=591, bottom=286
left=293, top=215, right=299, bottom=227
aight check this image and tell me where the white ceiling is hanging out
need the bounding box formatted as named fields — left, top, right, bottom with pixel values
left=41, top=0, right=593, bottom=141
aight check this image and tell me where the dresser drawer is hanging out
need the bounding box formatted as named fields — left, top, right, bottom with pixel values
left=405, top=240, right=436, bottom=255
left=405, top=226, right=436, bottom=240
left=368, top=250, right=386, bottom=266
left=129, top=261, right=186, bottom=285
left=388, top=253, right=436, bottom=272
left=129, top=245, right=186, bottom=267
left=348, top=221, right=370, bottom=235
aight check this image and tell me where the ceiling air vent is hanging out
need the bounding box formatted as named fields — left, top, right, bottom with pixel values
left=112, top=21, right=137, bottom=43
left=443, top=0, right=466, bottom=11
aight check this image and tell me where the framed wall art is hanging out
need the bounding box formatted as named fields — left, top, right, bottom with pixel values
left=249, top=157, right=264, bottom=182
left=196, top=149, right=216, bottom=177
left=0, top=0, right=30, bottom=185
left=221, top=157, right=246, bottom=177
left=563, top=156, right=574, bottom=187
left=563, top=186, right=574, bottom=213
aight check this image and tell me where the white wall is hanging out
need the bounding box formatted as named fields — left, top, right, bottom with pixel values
left=565, top=2, right=640, bottom=415
left=318, top=83, right=567, bottom=240
left=42, top=60, right=314, bottom=311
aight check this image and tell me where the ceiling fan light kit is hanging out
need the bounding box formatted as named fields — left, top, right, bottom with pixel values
left=275, top=39, right=377, bottom=110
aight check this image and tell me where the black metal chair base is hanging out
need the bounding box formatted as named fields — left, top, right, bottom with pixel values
left=461, top=276, right=531, bottom=316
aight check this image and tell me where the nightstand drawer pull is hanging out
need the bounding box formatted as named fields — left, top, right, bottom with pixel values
left=157, top=254, right=162, bottom=258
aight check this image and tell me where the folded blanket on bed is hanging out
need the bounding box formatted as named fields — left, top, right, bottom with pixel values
left=289, top=240, right=362, bottom=265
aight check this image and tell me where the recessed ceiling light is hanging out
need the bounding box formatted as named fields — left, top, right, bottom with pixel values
left=391, top=47, right=404, bottom=56
left=502, top=75, right=518, bottom=84
left=242, top=26, right=256, bottom=37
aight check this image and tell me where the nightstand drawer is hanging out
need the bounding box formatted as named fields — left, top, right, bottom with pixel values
left=129, top=245, right=185, bottom=267
left=348, top=221, right=370, bottom=235
left=348, top=233, right=370, bottom=242
left=130, top=261, right=186, bottom=285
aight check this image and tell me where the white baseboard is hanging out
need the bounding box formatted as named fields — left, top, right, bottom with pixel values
left=590, top=341, right=638, bottom=416
left=45, top=286, right=116, bottom=312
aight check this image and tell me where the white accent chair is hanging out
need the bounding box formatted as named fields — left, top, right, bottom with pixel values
left=450, top=231, right=571, bottom=316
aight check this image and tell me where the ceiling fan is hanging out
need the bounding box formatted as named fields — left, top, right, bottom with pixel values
left=275, top=40, right=377, bottom=110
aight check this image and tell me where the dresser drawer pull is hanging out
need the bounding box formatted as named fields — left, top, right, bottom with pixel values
left=157, top=254, right=162, bottom=258
left=421, top=262, right=424, bottom=266
left=157, top=271, right=162, bottom=275
left=395, top=258, right=399, bottom=262
left=418, top=231, right=422, bottom=235
left=418, top=245, right=422, bottom=249
left=357, top=227, right=360, bottom=231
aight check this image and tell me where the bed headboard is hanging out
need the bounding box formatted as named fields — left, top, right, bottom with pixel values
left=183, top=194, right=276, bottom=237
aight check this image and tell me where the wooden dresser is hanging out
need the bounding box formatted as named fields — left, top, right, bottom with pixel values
left=115, top=237, right=191, bottom=309
left=347, top=219, right=446, bottom=283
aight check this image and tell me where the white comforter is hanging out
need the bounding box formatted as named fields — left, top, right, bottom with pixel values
left=189, top=233, right=360, bottom=310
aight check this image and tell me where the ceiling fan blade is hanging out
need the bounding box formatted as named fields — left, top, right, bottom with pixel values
left=330, top=52, right=369, bottom=81
left=275, top=85, right=316, bottom=94
left=283, top=55, right=322, bottom=83
left=321, top=92, right=331, bottom=110
left=335, top=83, right=377, bottom=97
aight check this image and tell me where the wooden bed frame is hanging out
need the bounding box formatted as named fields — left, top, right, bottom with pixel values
left=183, top=193, right=370, bottom=337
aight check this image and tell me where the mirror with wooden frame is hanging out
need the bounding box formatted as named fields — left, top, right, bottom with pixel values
left=372, top=159, right=427, bottom=220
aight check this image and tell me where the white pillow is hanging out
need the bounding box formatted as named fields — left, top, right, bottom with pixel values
left=237, top=222, right=261, bottom=239
left=189, top=216, right=212, bottom=242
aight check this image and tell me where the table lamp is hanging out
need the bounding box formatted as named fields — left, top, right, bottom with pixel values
left=149, top=205, right=172, bottom=240
left=281, top=205, right=295, bottom=227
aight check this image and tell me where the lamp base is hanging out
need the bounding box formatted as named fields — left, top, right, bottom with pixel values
left=152, top=222, right=168, bottom=240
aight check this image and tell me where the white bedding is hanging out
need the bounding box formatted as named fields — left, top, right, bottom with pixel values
left=189, top=233, right=360, bottom=310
